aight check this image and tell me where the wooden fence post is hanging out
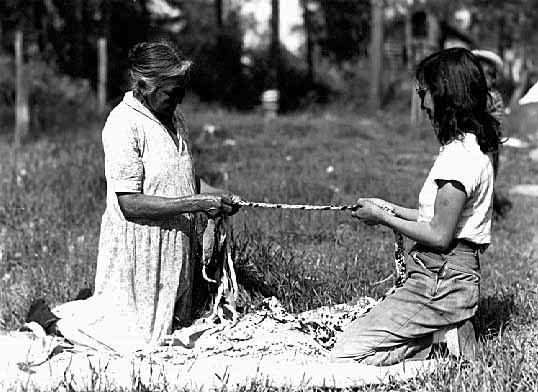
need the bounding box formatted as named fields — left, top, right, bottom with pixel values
left=97, top=37, right=107, bottom=113
left=14, top=30, right=29, bottom=145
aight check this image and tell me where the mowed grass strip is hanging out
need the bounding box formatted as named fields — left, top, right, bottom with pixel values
left=0, top=106, right=537, bottom=391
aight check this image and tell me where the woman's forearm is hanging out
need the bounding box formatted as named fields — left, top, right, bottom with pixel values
left=117, top=193, right=221, bottom=219
left=393, top=205, right=419, bottom=221
left=381, top=214, right=454, bottom=251
left=377, top=181, right=463, bottom=250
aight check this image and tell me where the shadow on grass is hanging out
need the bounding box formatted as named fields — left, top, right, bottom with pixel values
left=474, top=293, right=516, bottom=340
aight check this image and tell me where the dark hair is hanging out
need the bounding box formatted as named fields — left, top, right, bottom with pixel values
left=415, top=47, right=502, bottom=154
left=128, top=41, right=192, bottom=96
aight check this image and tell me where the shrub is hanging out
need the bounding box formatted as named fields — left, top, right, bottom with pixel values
left=0, top=55, right=100, bottom=136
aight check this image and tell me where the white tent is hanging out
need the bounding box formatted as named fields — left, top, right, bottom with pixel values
left=519, top=81, right=538, bottom=105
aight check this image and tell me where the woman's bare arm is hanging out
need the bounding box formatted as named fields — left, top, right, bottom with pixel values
left=393, top=205, right=419, bottom=221
left=365, top=198, right=418, bottom=221
left=354, top=180, right=466, bottom=251
left=117, top=193, right=234, bottom=220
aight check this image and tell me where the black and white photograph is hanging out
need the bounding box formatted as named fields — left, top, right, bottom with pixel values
left=1, top=0, right=537, bottom=390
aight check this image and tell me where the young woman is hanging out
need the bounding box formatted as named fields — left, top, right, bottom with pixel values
left=472, top=49, right=512, bottom=218
left=331, top=47, right=502, bottom=365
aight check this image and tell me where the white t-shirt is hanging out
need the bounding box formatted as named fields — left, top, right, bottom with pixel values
left=418, top=133, right=494, bottom=244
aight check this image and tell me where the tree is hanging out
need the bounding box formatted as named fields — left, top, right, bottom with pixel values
left=157, top=0, right=246, bottom=106
left=301, top=0, right=314, bottom=84
left=268, top=0, right=280, bottom=90
left=309, top=0, right=371, bottom=62
left=369, top=0, right=383, bottom=109
left=0, top=0, right=150, bottom=100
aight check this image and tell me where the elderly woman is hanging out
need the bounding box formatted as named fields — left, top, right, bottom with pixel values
left=48, top=42, right=239, bottom=352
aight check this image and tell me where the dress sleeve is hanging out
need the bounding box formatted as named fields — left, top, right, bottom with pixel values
left=102, top=112, right=144, bottom=193
left=430, top=144, right=478, bottom=197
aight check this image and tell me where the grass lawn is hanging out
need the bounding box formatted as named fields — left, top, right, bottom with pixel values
left=0, top=103, right=537, bottom=391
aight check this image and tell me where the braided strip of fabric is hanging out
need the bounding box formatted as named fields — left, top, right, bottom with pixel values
left=393, top=231, right=407, bottom=286
left=236, top=200, right=358, bottom=211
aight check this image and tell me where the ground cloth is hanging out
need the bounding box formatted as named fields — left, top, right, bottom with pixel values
left=0, top=297, right=439, bottom=391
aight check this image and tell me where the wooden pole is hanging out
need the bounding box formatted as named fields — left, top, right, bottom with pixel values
left=14, top=30, right=29, bottom=145
left=97, top=37, right=107, bottom=113
left=369, top=0, right=384, bottom=109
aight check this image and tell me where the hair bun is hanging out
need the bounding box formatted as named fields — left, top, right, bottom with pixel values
left=128, top=42, right=145, bottom=67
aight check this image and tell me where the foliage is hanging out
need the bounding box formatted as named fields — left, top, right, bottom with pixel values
left=424, top=0, right=538, bottom=51
left=162, top=2, right=248, bottom=108
left=236, top=45, right=330, bottom=112
left=0, top=55, right=99, bottom=136
left=321, top=0, right=371, bottom=61
left=157, top=1, right=329, bottom=111
left=0, top=0, right=150, bottom=99
left=2, top=0, right=537, bottom=111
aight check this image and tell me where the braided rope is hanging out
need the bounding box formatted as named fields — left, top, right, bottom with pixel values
left=236, top=200, right=359, bottom=211
left=236, top=199, right=407, bottom=287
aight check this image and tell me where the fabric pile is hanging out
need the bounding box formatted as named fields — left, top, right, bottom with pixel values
left=159, top=295, right=379, bottom=363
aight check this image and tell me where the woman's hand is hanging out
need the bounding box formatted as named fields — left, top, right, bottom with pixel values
left=196, top=193, right=237, bottom=217
left=197, top=177, right=242, bottom=216
left=116, top=192, right=241, bottom=220
left=351, top=198, right=394, bottom=226
left=225, top=193, right=242, bottom=216
left=364, top=198, right=395, bottom=214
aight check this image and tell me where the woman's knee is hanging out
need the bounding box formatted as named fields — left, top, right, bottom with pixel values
left=330, top=331, right=375, bottom=363
left=330, top=344, right=373, bottom=363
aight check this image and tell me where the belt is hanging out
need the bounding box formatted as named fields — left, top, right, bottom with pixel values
left=411, top=239, right=487, bottom=255
left=454, top=239, right=488, bottom=254
left=410, top=240, right=482, bottom=275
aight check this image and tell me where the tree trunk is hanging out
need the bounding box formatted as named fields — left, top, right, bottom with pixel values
left=405, top=6, right=413, bottom=72
left=101, top=0, right=111, bottom=40
left=411, top=11, right=438, bottom=126
left=215, top=0, right=224, bottom=52
left=14, top=30, right=30, bottom=145
left=301, top=0, right=314, bottom=85
left=269, top=0, right=280, bottom=91
left=72, top=0, right=84, bottom=76
left=369, top=0, right=383, bottom=110
left=215, top=0, right=223, bottom=34
left=497, top=15, right=505, bottom=60
left=427, top=13, right=439, bottom=52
